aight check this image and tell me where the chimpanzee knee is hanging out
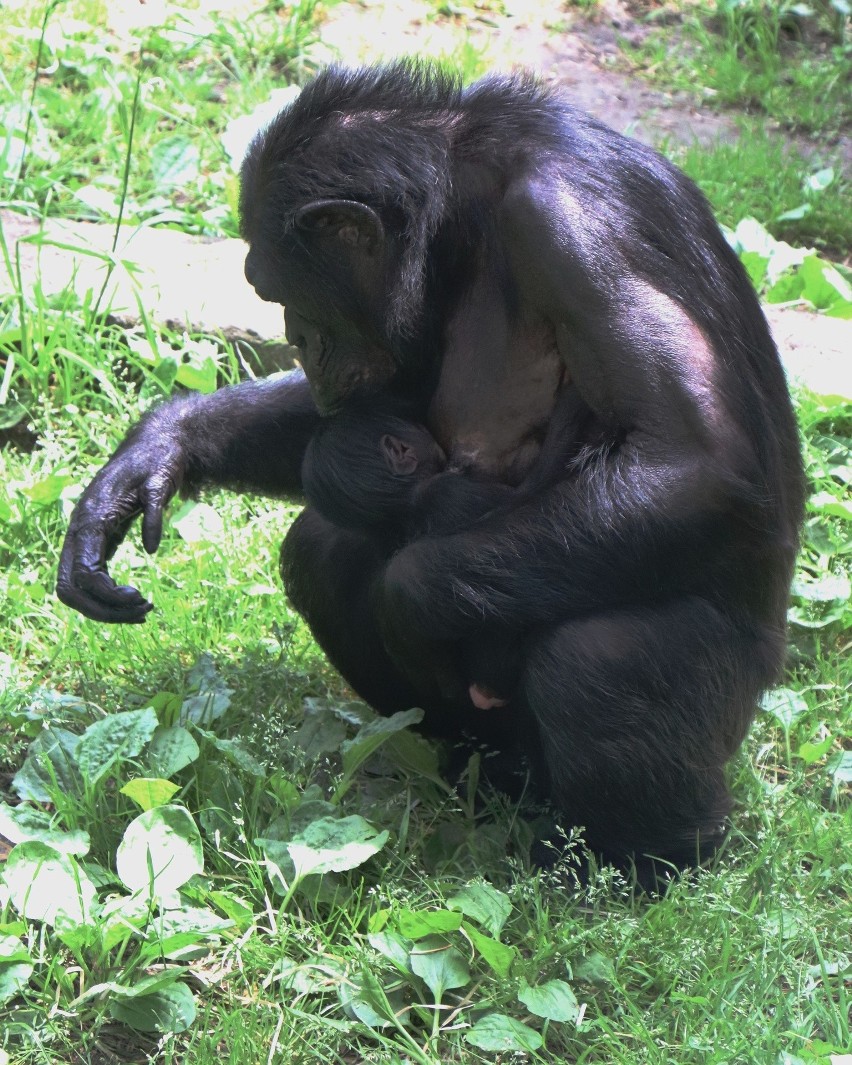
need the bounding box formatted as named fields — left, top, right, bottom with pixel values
left=520, top=599, right=771, bottom=868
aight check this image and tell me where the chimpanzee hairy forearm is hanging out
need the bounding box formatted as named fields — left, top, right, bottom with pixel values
left=153, top=369, right=320, bottom=498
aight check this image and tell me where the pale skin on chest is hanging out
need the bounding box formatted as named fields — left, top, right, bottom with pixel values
left=427, top=272, right=566, bottom=483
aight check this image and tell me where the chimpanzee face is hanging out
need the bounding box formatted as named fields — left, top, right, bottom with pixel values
left=242, top=199, right=398, bottom=414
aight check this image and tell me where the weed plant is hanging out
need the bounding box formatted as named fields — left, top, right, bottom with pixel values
left=0, top=2, right=850, bottom=1063
left=668, top=124, right=851, bottom=257
left=626, top=0, right=851, bottom=140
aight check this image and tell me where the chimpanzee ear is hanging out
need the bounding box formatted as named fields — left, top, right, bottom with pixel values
left=380, top=434, right=419, bottom=476
left=294, top=199, right=384, bottom=253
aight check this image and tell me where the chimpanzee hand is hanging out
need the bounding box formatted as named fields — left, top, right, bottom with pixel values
left=57, top=437, right=185, bottom=623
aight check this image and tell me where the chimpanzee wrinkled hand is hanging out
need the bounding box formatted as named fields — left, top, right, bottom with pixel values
left=56, top=436, right=185, bottom=623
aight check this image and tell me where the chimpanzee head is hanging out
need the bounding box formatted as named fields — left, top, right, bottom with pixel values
left=239, top=64, right=459, bottom=413
left=302, top=410, right=445, bottom=530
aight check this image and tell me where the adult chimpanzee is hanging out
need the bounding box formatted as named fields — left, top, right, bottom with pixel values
left=57, top=62, right=804, bottom=879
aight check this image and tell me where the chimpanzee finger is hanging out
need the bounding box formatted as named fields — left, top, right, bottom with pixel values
left=57, top=525, right=152, bottom=623
left=73, top=568, right=153, bottom=623
left=141, top=490, right=165, bottom=555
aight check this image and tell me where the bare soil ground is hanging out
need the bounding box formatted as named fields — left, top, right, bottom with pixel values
left=318, top=0, right=743, bottom=147
left=102, top=0, right=848, bottom=161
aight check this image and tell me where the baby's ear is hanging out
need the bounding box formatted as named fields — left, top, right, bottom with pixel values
left=380, top=434, right=419, bottom=476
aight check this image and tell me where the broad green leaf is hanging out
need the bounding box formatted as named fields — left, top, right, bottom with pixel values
left=109, top=980, right=197, bottom=1033
left=799, top=255, right=852, bottom=310
left=0, top=933, right=33, bottom=1006
left=151, top=905, right=233, bottom=939
left=397, top=909, right=463, bottom=940
left=136, top=907, right=232, bottom=963
left=72, top=971, right=180, bottom=1007
left=729, top=217, right=774, bottom=256
left=340, top=708, right=424, bottom=777
left=199, top=771, right=245, bottom=840
left=116, top=805, right=203, bottom=896
left=574, top=951, right=616, bottom=984
left=294, top=703, right=348, bottom=759
left=286, top=816, right=389, bottom=879
left=788, top=603, right=848, bottom=630
left=0, top=803, right=89, bottom=855
left=195, top=731, right=265, bottom=776
left=465, top=1013, right=543, bottom=1052
left=766, top=269, right=806, bottom=304
left=447, top=882, right=511, bottom=938
left=179, top=655, right=233, bottom=726
left=368, top=930, right=414, bottom=973
left=21, top=473, right=75, bottom=505
left=267, top=958, right=333, bottom=994
left=171, top=500, right=225, bottom=544
left=258, top=838, right=296, bottom=892
left=13, top=727, right=82, bottom=802
left=760, top=688, right=808, bottom=728
left=729, top=218, right=806, bottom=287
left=76, top=708, right=158, bottom=786
left=146, top=726, right=200, bottom=778
left=827, top=751, right=852, bottom=783
left=797, top=735, right=834, bottom=764
left=775, top=204, right=811, bottom=223
left=147, top=691, right=183, bottom=728
left=150, top=135, right=201, bottom=188
left=289, top=797, right=338, bottom=835
left=338, top=968, right=399, bottom=1029
left=792, top=574, right=851, bottom=602
left=0, top=401, right=26, bottom=431
left=98, top=895, right=150, bottom=953
left=383, top=729, right=451, bottom=791
left=463, top=924, right=516, bottom=978
left=208, top=891, right=254, bottom=931
left=121, top=778, right=181, bottom=811
left=805, top=167, right=835, bottom=193
left=4, top=842, right=97, bottom=928
left=740, top=251, right=769, bottom=289
left=410, top=935, right=470, bottom=1002
left=175, top=353, right=219, bottom=394
left=266, top=773, right=301, bottom=808
left=185, top=652, right=227, bottom=692
left=299, top=697, right=372, bottom=728
left=519, top=978, right=581, bottom=1022
left=809, top=492, right=852, bottom=521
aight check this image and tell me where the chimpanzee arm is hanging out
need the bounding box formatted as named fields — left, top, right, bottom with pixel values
left=380, top=176, right=777, bottom=640
left=57, top=369, right=319, bottom=623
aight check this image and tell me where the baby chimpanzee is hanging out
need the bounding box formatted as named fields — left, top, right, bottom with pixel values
left=302, top=407, right=527, bottom=709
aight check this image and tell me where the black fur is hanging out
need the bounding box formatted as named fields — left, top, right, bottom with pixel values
left=303, top=408, right=526, bottom=703
left=58, top=63, right=805, bottom=884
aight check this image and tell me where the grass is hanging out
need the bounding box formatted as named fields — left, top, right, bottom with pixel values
left=665, top=124, right=851, bottom=258
left=1, top=0, right=324, bottom=236
left=624, top=0, right=851, bottom=140
left=1, top=1, right=851, bottom=1063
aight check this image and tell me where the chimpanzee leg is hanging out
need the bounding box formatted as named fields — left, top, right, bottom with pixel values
left=521, top=597, right=780, bottom=876
left=280, top=506, right=422, bottom=713
left=280, top=507, right=513, bottom=743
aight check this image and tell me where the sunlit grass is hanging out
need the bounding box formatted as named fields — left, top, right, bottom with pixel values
left=1, top=1, right=850, bottom=1062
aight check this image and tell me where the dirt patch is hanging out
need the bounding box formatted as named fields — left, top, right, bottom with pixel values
left=86, top=0, right=849, bottom=163
left=317, top=0, right=849, bottom=166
